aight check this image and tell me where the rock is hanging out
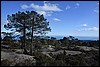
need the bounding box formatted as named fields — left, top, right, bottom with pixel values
left=1, top=50, right=36, bottom=66
left=42, top=52, right=53, bottom=58
left=76, top=46, right=99, bottom=51
left=39, top=47, right=55, bottom=52
left=51, top=50, right=82, bottom=55
left=1, top=45, right=11, bottom=49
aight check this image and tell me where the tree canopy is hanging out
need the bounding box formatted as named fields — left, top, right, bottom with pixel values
left=4, top=11, right=51, bottom=54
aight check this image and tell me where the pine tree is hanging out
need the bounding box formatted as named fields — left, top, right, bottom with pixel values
left=26, top=11, right=51, bottom=55
left=4, top=11, right=51, bottom=55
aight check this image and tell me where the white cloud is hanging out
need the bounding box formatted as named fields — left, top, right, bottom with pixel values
left=43, top=4, right=62, bottom=11
left=76, top=3, right=80, bottom=6
left=97, top=2, right=99, bottom=5
left=21, top=4, right=29, bottom=9
left=46, top=11, right=53, bottom=16
left=93, top=10, right=99, bottom=13
left=75, top=3, right=80, bottom=8
left=30, top=3, right=41, bottom=10
left=53, top=18, right=61, bottom=21
left=36, top=11, right=52, bottom=17
left=36, top=11, right=46, bottom=16
left=78, top=27, right=99, bottom=31
left=66, top=5, right=71, bottom=10
left=29, top=2, right=62, bottom=11
left=93, top=2, right=99, bottom=13
left=80, top=24, right=88, bottom=26
left=21, top=2, right=62, bottom=17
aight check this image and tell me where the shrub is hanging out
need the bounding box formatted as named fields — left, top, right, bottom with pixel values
left=15, top=59, right=36, bottom=66
left=1, top=59, right=14, bottom=66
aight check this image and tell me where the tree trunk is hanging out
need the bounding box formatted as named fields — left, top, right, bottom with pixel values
left=30, top=27, right=33, bottom=55
left=23, top=23, right=28, bottom=54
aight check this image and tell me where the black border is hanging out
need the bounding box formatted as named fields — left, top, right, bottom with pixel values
left=0, top=0, right=99, bottom=67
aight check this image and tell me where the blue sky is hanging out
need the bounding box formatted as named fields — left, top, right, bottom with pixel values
left=1, top=1, right=99, bottom=37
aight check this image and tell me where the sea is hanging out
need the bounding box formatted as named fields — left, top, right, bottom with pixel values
left=50, top=36, right=99, bottom=41
left=1, top=34, right=99, bottom=41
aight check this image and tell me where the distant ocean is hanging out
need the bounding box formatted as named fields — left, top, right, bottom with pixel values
left=1, top=34, right=99, bottom=41
left=50, top=36, right=99, bottom=40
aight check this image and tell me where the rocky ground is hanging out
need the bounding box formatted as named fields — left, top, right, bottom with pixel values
left=1, top=46, right=99, bottom=66
left=1, top=49, right=36, bottom=66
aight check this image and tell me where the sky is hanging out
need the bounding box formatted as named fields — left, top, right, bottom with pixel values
left=1, top=1, right=99, bottom=37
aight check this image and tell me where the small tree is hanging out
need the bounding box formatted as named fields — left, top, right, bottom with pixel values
left=1, top=32, right=14, bottom=46
left=61, top=37, right=69, bottom=47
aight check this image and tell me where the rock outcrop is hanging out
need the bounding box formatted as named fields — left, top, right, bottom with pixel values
left=1, top=50, right=36, bottom=66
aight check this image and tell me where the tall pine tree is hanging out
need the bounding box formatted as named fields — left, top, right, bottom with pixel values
left=4, top=11, right=51, bottom=55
